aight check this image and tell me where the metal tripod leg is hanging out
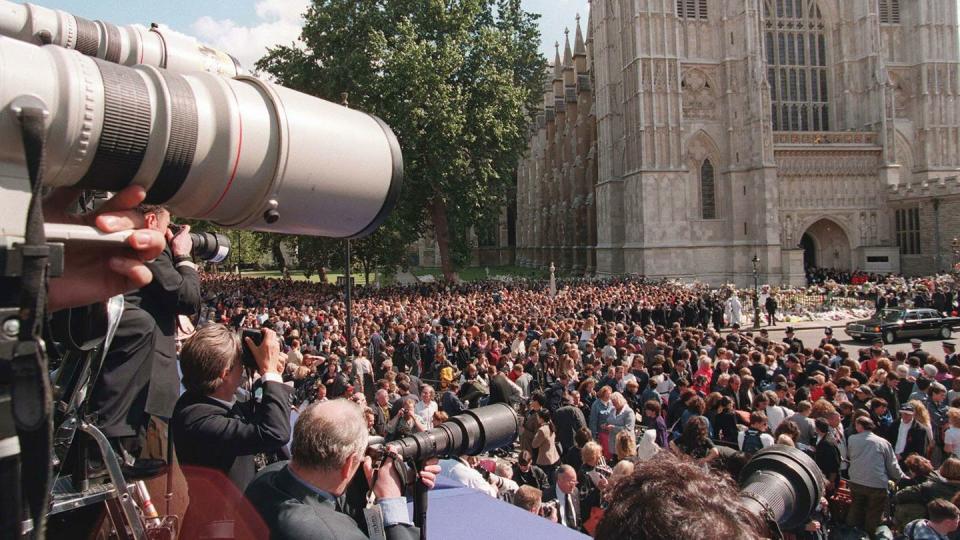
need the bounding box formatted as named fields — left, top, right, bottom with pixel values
left=78, top=422, right=146, bottom=539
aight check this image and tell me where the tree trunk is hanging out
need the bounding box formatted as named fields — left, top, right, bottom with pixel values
left=272, top=236, right=287, bottom=272
left=361, top=258, right=372, bottom=286
left=430, top=197, right=458, bottom=282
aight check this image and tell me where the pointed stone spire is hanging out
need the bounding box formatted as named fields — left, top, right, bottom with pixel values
left=562, top=27, right=573, bottom=68
left=585, top=1, right=593, bottom=44
left=553, top=41, right=562, bottom=81
left=574, top=14, right=586, bottom=57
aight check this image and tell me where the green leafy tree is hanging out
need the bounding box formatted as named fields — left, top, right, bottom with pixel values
left=296, top=235, right=343, bottom=280
left=257, top=0, right=544, bottom=281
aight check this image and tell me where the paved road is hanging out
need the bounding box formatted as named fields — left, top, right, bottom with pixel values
left=744, top=319, right=954, bottom=361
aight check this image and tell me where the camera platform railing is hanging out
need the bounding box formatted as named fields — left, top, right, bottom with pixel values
left=25, top=421, right=147, bottom=539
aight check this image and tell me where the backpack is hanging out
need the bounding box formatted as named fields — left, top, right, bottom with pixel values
left=741, top=429, right=764, bottom=454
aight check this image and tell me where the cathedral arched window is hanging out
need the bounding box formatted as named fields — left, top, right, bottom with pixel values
left=677, top=0, right=708, bottom=20
left=764, top=0, right=829, bottom=131
left=879, top=0, right=900, bottom=24
left=700, top=159, right=716, bottom=220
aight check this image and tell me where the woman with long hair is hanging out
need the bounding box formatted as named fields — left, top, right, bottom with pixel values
left=670, top=415, right=719, bottom=463
left=532, top=408, right=561, bottom=491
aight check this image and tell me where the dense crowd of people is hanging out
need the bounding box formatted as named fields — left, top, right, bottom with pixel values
left=177, top=271, right=960, bottom=538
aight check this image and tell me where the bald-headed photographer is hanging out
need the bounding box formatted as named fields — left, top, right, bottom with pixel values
left=245, top=399, right=441, bottom=540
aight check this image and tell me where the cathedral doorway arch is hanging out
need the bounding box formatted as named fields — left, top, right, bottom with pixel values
left=800, top=233, right=817, bottom=269
left=800, top=218, right=852, bottom=271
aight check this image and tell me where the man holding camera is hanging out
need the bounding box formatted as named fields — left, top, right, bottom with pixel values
left=245, top=399, right=441, bottom=539
left=172, top=323, right=293, bottom=537
left=88, top=204, right=200, bottom=468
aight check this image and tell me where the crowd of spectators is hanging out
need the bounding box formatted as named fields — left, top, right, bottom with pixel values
left=190, top=271, right=960, bottom=538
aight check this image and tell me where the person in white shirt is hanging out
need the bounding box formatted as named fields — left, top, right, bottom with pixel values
left=438, top=457, right=497, bottom=497
left=414, top=384, right=439, bottom=426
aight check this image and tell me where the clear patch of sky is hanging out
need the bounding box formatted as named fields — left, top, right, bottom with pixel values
left=27, top=0, right=586, bottom=62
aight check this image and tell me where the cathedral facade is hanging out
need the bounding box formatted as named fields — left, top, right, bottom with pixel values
left=515, top=0, right=960, bottom=286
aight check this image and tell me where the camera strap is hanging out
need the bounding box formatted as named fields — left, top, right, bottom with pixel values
left=11, top=106, right=54, bottom=537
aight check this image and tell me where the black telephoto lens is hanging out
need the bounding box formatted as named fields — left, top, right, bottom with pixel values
left=188, top=232, right=231, bottom=263
left=379, top=404, right=520, bottom=463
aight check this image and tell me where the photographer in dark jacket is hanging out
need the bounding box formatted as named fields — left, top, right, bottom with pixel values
left=245, top=399, right=441, bottom=539
left=89, top=205, right=200, bottom=464
left=172, top=324, right=292, bottom=537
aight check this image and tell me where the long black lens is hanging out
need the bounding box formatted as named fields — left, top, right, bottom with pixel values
left=738, top=445, right=824, bottom=531
left=189, top=232, right=230, bottom=263
left=386, top=404, right=519, bottom=462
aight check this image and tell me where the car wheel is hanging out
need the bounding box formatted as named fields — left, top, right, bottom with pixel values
left=941, top=326, right=952, bottom=339
left=883, top=330, right=896, bottom=344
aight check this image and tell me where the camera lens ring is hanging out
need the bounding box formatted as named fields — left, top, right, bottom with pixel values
left=145, top=70, right=198, bottom=204
left=76, top=58, right=151, bottom=191
left=73, top=16, right=98, bottom=57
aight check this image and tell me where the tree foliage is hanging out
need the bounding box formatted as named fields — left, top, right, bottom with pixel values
left=257, top=0, right=544, bottom=280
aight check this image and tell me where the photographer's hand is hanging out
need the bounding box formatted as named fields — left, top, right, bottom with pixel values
left=362, top=456, right=440, bottom=500
left=44, top=186, right=166, bottom=312
left=247, top=328, right=283, bottom=377
left=168, top=223, right=193, bottom=258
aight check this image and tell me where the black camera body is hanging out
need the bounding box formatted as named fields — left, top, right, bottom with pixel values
left=240, top=328, right=264, bottom=370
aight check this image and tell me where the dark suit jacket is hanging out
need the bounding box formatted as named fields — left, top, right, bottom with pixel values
left=553, top=405, right=588, bottom=453
left=127, top=246, right=200, bottom=418
left=876, top=385, right=901, bottom=420
left=372, top=403, right=390, bottom=437
left=886, top=420, right=930, bottom=458
left=814, top=434, right=842, bottom=478
left=172, top=381, right=293, bottom=491
left=245, top=462, right=418, bottom=540
left=89, top=302, right=157, bottom=438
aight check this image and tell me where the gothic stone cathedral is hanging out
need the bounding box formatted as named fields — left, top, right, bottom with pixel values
left=513, top=0, right=960, bottom=286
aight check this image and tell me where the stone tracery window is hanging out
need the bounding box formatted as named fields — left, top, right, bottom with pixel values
left=677, top=0, right=708, bottom=20
left=764, top=0, right=829, bottom=131
left=700, top=159, right=716, bottom=219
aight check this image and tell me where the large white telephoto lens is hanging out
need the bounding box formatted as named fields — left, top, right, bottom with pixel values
left=0, top=0, right=243, bottom=76
left=0, top=37, right=403, bottom=238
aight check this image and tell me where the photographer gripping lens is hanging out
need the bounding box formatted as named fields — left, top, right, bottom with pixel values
left=0, top=0, right=243, bottom=75
left=245, top=399, right=442, bottom=540
left=0, top=35, right=402, bottom=239
left=168, top=225, right=230, bottom=263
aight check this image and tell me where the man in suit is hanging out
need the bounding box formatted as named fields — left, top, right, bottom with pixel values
left=552, top=465, right=583, bottom=531
left=814, top=418, right=841, bottom=489
left=89, top=206, right=200, bottom=463
left=553, top=394, right=589, bottom=455
left=245, top=399, right=441, bottom=539
left=488, top=364, right=523, bottom=406
left=172, top=324, right=293, bottom=537
left=371, top=389, right=392, bottom=437
left=876, top=371, right=902, bottom=422
left=887, top=404, right=930, bottom=461
left=945, top=342, right=959, bottom=368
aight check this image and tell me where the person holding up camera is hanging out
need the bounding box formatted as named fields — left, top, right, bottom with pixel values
left=172, top=324, right=293, bottom=537
left=245, top=399, right=441, bottom=539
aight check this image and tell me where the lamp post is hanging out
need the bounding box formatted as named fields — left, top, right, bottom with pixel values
left=752, top=254, right=761, bottom=329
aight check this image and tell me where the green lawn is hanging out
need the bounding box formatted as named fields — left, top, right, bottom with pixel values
left=237, top=265, right=547, bottom=284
